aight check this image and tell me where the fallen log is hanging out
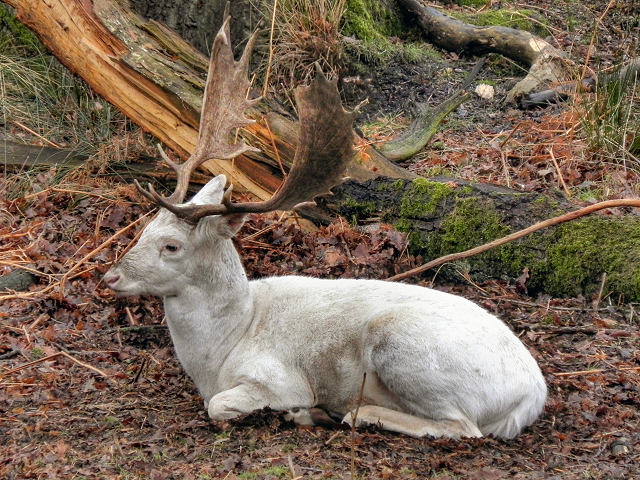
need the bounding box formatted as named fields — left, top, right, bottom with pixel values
left=319, top=176, right=640, bottom=302
left=0, top=141, right=212, bottom=189
left=396, top=0, right=574, bottom=101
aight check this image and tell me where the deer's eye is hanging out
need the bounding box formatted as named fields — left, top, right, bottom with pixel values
left=163, top=242, right=181, bottom=253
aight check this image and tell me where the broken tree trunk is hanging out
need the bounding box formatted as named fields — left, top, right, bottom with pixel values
left=318, top=176, right=640, bottom=302
left=3, top=0, right=413, bottom=201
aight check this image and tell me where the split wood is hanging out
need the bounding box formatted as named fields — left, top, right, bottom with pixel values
left=388, top=199, right=640, bottom=282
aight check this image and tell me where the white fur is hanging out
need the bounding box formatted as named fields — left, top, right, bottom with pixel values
left=104, top=175, right=547, bottom=439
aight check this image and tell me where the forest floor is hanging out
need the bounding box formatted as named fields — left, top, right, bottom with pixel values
left=2, top=0, right=640, bottom=479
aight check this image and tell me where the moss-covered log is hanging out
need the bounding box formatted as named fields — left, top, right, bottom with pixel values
left=319, top=177, right=640, bottom=301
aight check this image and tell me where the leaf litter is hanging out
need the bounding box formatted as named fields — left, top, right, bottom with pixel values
left=1, top=166, right=639, bottom=480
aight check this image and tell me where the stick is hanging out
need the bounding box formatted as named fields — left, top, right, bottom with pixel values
left=388, top=199, right=640, bottom=282
left=59, top=351, right=111, bottom=380
left=0, top=352, right=63, bottom=377
left=593, top=272, right=608, bottom=311
left=0, top=351, right=111, bottom=380
left=549, top=147, right=570, bottom=197
left=263, top=0, right=278, bottom=97
left=12, top=121, right=62, bottom=148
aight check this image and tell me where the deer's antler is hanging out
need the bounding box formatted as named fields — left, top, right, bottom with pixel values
left=137, top=13, right=356, bottom=223
left=135, top=11, right=261, bottom=208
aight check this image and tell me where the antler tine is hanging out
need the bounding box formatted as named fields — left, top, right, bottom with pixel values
left=136, top=11, right=261, bottom=208
left=168, top=67, right=357, bottom=224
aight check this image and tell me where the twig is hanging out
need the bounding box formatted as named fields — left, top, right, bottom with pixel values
left=287, top=454, right=301, bottom=480
left=59, top=351, right=112, bottom=380
left=125, top=307, right=138, bottom=326
left=117, top=325, right=167, bottom=333
left=263, top=0, right=279, bottom=97
left=0, top=352, right=63, bottom=377
left=264, top=117, right=287, bottom=177
left=537, top=326, right=637, bottom=336
left=324, top=430, right=342, bottom=446
left=11, top=120, right=62, bottom=148
left=593, top=272, right=608, bottom=311
left=388, top=199, right=640, bottom=282
left=552, top=365, right=640, bottom=378
left=552, top=368, right=604, bottom=377
left=549, top=147, right=570, bottom=197
left=580, top=0, right=617, bottom=83
left=0, top=351, right=111, bottom=380
left=22, top=187, right=119, bottom=203
left=0, top=349, right=21, bottom=360
left=500, top=150, right=511, bottom=188
left=499, top=121, right=522, bottom=148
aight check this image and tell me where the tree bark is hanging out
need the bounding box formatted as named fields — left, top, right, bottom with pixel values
left=128, top=0, right=257, bottom=55
left=2, top=0, right=413, bottom=201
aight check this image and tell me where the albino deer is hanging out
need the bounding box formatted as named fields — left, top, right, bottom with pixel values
left=104, top=14, right=546, bottom=439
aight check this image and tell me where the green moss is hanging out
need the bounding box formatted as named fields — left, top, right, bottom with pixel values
left=392, top=179, right=405, bottom=190
left=0, top=5, right=46, bottom=55
left=448, top=9, right=549, bottom=36
left=394, top=218, right=413, bottom=233
left=430, top=197, right=510, bottom=254
left=534, top=218, right=640, bottom=301
left=400, top=179, right=452, bottom=218
left=29, top=347, right=45, bottom=360
left=450, top=0, right=489, bottom=7
left=342, top=196, right=378, bottom=217
left=343, top=0, right=404, bottom=40
left=396, top=195, right=534, bottom=283
left=342, top=0, right=441, bottom=68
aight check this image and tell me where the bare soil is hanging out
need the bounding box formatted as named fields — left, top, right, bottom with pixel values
left=2, top=1, right=640, bottom=479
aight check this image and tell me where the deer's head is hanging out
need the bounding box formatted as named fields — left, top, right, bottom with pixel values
left=105, top=11, right=355, bottom=298
left=104, top=175, right=248, bottom=297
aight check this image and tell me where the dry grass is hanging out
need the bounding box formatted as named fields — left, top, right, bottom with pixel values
left=258, top=0, right=347, bottom=94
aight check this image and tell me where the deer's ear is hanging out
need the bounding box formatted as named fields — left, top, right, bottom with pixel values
left=198, top=212, right=247, bottom=240
left=215, top=213, right=247, bottom=239
left=190, top=175, right=227, bottom=205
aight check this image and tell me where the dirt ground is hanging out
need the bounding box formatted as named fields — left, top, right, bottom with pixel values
left=2, top=0, right=640, bottom=479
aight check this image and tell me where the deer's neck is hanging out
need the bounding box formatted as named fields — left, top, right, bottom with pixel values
left=162, top=241, right=253, bottom=397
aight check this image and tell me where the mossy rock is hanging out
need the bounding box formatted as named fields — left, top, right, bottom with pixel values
left=322, top=177, right=640, bottom=301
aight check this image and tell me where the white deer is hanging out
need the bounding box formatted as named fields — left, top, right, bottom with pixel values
left=104, top=14, right=546, bottom=439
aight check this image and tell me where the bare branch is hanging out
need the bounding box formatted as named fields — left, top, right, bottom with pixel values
left=388, top=199, right=640, bottom=282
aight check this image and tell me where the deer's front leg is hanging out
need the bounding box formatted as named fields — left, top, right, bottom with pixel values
left=206, top=383, right=316, bottom=423
left=207, top=384, right=274, bottom=420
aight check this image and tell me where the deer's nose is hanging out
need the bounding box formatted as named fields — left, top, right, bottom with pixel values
left=104, top=271, right=120, bottom=288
